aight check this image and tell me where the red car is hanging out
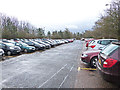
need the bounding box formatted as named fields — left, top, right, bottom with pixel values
left=97, top=42, right=120, bottom=85
left=81, top=49, right=101, bottom=68
left=86, top=39, right=94, bottom=47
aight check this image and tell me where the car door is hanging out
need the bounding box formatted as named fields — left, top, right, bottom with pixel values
left=1, top=43, right=7, bottom=53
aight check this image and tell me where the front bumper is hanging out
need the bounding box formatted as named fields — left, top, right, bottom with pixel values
left=11, top=49, right=21, bottom=55
left=81, top=57, right=90, bottom=64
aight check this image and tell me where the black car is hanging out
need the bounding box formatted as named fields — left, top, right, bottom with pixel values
left=0, top=42, right=21, bottom=56
left=0, top=49, right=5, bottom=60
left=23, top=41, right=46, bottom=50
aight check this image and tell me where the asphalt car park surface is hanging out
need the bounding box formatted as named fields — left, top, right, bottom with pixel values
left=1, top=40, right=119, bottom=88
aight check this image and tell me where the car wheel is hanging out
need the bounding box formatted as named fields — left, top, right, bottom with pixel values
left=24, top=49, right=28, bottom=53
left=91, top=57, right=98, bottom=68
left=2, top=54, right=5, bottom=60
left=7, top=51, right=12, bottom=56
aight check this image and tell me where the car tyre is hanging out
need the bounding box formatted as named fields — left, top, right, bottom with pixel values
left=24, top=49, right=28, bottom=53
left=7, top=51, right=12, bottom=56
left=91, top=57, right=98, bottom=68
left=2, top=54, right=5, bottom=60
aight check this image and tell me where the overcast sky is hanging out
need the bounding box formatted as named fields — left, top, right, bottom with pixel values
left=0, top=0, right=112, bottom=33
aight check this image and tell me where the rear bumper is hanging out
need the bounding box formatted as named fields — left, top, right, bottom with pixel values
left=97, top=62, right=120, bottom=84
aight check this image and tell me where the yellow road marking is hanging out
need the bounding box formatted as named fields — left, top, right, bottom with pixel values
left=78, top=67, right=81, bottom=71
left=6, top=56, right=14, bottom=58
left=78, top=67, right=96, bottom=71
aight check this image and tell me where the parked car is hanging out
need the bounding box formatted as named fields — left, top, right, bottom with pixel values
left=87, top=39, right=119, bottom=50
left=0, top=49, right=5, bottom=60
left=0, top=42, right=21, bottom=56
left=15, top=41, right=36, bottom=53
left=81, top=38, right=85, bottom=41
left=23, top=41, right=46, bottom=50
left=97, top=42, right=120, bottom=84
left=35, top=40, right=51, bottom=49
left=2, top=40, right=36, bottom=53
left=42, top=40, right=55, bottom=47
left=67, top=39, right=74, bottom=42
left=81, top=49, right=101, bottom=68
left=86, top=39, right=95, bottom=47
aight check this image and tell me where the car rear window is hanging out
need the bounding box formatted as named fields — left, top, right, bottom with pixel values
left=100, top=44, right=119, bottom=56
left=110, top=47, right=120, bottom=60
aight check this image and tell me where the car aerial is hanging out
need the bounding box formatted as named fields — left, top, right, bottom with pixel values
left=0, top=42, right=21, bottom=56
left=87, top=39, right=119, bottom=50
left=97, top=42, right=120, bottom=85
left=81, top=49, right=101, bottom=68
left=0, top=49, right=5, bottom=60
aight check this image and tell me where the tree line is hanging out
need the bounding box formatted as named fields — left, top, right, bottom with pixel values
left=82, top=0, right=120, bottom=40
left=0, top=13, right=81, bottom=39
left=0, top=13, right=46, bottom=39
left=47, top=28, right=82, bottom=39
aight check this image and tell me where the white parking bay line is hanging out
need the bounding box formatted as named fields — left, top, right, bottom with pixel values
left=58, top=65, right=74, bottom=88
left=38, top=64, right=67, bottom=88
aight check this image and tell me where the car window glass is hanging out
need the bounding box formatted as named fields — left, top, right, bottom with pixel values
left=90, top=40, right=95, bottom=44
left=5, top=43, right=15, bottom=47
left=97, top=41, right=100, bottom=44
left=21, top=43, right=28, bottom=46
left=1, top=44, right=6, bottom=48
left=100, top=40, right=110, bottom=45
left=100, top=44, right=118, bottom=56
left=0, top=44, right=2, bottom=48
left=89, top=40, right=93, bottom=44
left=110, top=47, right=120, bottom=60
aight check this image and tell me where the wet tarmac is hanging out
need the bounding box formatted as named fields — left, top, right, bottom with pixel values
left=1, top=40, right=119, bottom=88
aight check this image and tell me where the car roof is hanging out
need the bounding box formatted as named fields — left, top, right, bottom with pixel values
left=98, top=39, right=118, bottom=40
left=112, top=42, right=120, bottom=45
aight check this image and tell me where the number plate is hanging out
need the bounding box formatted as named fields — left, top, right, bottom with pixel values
left=99, top=59, right=101, bottom=65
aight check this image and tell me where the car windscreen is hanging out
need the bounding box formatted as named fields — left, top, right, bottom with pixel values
left=20, top=43, right=29, bottom=46
left=100, top=44, right=119, bottom=56
left=5, top=43, right=15, bottom=47
left=32, top=41, right=39, bottom=45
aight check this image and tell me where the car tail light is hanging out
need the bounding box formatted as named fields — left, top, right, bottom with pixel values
left=90, top=45, right=96, bottom=48
left=103, top=58, right=117, bottom=68
left=86, top=43, right=88, bottom=47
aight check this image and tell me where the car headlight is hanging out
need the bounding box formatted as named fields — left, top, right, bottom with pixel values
left=81, top=54, right=88, bottom=58
left=10, top=47, right=15, bottom=49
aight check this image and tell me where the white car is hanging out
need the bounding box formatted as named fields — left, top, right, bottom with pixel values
left=87, top=39, right=119, bottom=50
left=0, top=49, right=5, bottom=60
